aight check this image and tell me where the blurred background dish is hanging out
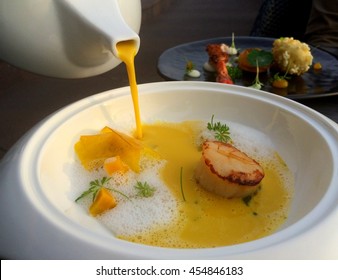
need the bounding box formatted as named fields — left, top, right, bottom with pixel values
left=157, top=36, right=338, bottom=99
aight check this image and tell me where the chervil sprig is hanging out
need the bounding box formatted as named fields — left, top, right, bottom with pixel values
left=134, top=181, right=156, bottom=198
left=75, top=176, right=129, bottom=202
left=180, top=167, right=186, bottom=202
left=207, top=115, right=231, bottom=143
left=75, top=177, right=110, bottom=202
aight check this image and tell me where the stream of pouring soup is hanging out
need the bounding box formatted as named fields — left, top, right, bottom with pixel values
left=85, top=41, right=294, bottom=248
left=116, top=40, right=142, bottom=139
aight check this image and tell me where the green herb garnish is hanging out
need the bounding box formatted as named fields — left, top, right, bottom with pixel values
left=242, top=194, right=258, bottom=216
left=185, top=60, right=195, bottom=74
left=227, top=32, right=238, bottom=55
left=134, top=181, right=156, bottom=198
left=207, top=115, right=231, bottom=143
left=231, top=32, right=236, bottom=50
left=272, top=72, right=289, bottom=81
left=242, top=187, right=261, bottom=216
left=75, top=177, right=110, bottom=202
left=75, top=177, right=129, bottom=202
left=226, top=65, right=242, bottom=80
left=247, top=49, right=273, bottom=67
left=242, top=195, right=253, bottom=206
left=250, top=60, right=264, bottom=90
left=180, top=167, right=186, bottom=202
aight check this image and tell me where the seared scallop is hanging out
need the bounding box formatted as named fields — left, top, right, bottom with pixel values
left=195, top=141, right=264, bottom=198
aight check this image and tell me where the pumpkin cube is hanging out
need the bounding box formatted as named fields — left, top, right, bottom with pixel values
left=89, top=188, right=117, bottom=216
left=104, top=156, right=129, bottom=175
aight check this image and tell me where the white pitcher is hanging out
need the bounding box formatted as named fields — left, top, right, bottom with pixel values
left=0, top=0, right=141, bottom=78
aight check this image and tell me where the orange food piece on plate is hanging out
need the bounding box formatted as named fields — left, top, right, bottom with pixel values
left=104, top=156, right=129, bottom=175
left=74, top=126, right=142, bottom=172
left=238, top=48, right=270, bottom=73
left=89, top=188, right=117, bottom=216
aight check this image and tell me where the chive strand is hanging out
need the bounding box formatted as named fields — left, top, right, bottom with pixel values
left=180, top=167, right=186, bottom=202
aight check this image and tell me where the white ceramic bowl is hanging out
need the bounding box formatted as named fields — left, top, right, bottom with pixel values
left=0, top=81, right=337, bottom=259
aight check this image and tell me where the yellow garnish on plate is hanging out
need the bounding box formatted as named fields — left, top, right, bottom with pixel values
left=313, top=62, right=322, bottom=71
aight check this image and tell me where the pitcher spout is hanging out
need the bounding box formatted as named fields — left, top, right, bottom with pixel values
left=59, top=0, right=140, bottom=58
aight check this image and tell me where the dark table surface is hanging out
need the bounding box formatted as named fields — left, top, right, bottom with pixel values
left=0, top=0, right=337, bottom=161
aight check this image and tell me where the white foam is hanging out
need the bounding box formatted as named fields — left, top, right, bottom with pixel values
left=198, top=119, right=274, bottom=157
left=227, top=121, right=275, bottom=160
left=69, top=157, right=178, bottom=237
left=98, top=161, right=178, bottom=236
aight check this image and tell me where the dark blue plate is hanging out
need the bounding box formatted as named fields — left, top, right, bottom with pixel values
left=157, top=37, right=338, bottom=100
